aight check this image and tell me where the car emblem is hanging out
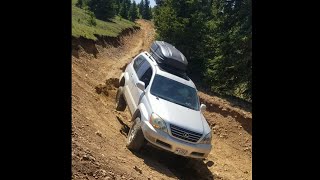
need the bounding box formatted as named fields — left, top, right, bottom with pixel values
left=183, top=133, right=189, bottom=138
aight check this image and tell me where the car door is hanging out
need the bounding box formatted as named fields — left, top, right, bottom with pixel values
left=130, top=57, right=153, bottom=110
left=125, top=55, right=145, bottom=114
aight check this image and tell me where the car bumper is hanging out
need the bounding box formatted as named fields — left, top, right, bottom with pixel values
left=141, top=121, right=212, bottom=159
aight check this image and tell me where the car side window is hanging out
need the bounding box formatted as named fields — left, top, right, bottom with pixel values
left=140, top=67, right=153, bottom=88
left=137, top=60, right=153, bottom=88
left=133, top=56, right=145, bottom=72
left=137, top=60, right=150, bottom=78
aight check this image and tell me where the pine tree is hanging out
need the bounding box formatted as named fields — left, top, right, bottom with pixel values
left=129, top=1, right=138, bottom=21
left=126, top=0, right=131, bottom=11
left=119, top=0, right=128, bottom=19
left=87, top=11, right=97, bottom=26
left=115, top=0, right=121, bottom=15
left=149, top=7, right=153, bottom=19
left=88, top=0, right=116, bottom=20
left=155, top=0, right=163, bottom=6
left=144, top=0, right=151, bottom=19
left=76, top=0, right=83, bottom=8
left=139, top=0, right=144, bottom=18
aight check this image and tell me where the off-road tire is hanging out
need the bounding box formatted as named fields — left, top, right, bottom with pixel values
left=115, top=86, right=126, bottom=111
left=127, top=117, right=146, bottom=151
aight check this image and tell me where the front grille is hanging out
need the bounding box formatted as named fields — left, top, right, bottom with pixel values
left=156, top=139, right=172, bottom=149
left=170, top=124, right=202, bottom=143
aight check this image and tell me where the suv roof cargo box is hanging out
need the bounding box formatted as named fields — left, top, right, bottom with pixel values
left=150, top=41, right=188, bottom=72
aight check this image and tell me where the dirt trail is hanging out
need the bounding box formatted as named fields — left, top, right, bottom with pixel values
left=72, top=20, right=252, bottom=180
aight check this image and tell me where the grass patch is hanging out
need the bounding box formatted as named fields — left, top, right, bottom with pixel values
left=72, top=1, right=138, bottom=41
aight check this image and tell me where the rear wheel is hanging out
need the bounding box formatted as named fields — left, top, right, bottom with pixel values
left=127, top=117, right=146, bottom=151
left=115, top=86, right=126, bottom=111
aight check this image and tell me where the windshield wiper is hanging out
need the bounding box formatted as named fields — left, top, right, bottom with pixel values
left=154, top=94, right=167, bottom=101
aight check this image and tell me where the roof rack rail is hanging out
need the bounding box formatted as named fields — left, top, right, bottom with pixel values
left=157, top=65, right=189, bottom=81
left=145, top=52, right=154, bottom=61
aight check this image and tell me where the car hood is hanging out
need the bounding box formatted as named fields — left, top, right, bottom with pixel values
left=148, top=94, right=210, bottom=134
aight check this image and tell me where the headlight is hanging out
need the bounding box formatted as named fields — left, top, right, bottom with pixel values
left=200, top=132, right=212, bottom=144
left=149, top=113, right=168, bottom=133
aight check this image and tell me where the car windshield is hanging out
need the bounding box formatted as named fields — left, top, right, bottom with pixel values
left=150, top=74, right=200, bottom=110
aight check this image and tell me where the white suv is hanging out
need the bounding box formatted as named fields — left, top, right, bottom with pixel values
left=116, top=51, right=212, bottom=159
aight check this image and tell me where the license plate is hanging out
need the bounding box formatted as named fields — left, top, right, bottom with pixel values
left=175, top=148, right=187, bottom=155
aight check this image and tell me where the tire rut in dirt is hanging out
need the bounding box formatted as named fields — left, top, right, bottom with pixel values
left=116, top=115, right=130, bottom=137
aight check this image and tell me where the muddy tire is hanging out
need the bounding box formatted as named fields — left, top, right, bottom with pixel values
left=115, top=86, right=126, bottom=111
left=127, top=117, right=146, bottom=151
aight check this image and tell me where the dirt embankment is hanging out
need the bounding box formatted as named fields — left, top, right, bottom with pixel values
left=198, top=92, right=252, bottom=136
left=72, top=26, right=141, bottom=59
left=72, top=19, right=252, bottom=180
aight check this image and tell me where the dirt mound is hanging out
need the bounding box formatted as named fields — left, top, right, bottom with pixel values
left=95, top=84, right=109, bottom=96
left=95, top=78, right=120, bottom=97
left=106, top=78, right=120, bottom=88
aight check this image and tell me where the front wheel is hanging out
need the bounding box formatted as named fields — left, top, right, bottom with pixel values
left=126, top=117, right=146, bottom=151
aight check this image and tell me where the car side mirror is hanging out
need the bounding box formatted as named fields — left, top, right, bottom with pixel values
left=136, top=81, right=145, bottom=91
left=200, top=104, right=206, bottom=112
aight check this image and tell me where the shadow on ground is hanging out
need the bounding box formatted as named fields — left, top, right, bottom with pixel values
left=133, top=145, right=215, bottom=180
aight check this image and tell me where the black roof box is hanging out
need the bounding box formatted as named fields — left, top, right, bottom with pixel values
left=150, top=41, right=188, bottom=72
